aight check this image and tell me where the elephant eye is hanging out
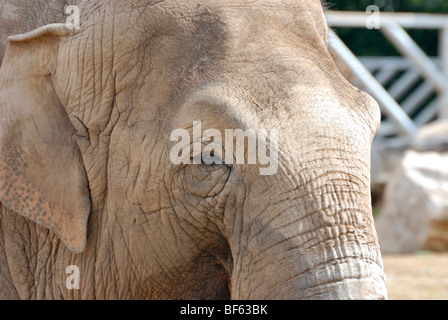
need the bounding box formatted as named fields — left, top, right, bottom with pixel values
left=195, top=152, right=223, bottom=166
left=191, top=143, right=230, bottom=168
left=177, top=158, right=231, bottom=198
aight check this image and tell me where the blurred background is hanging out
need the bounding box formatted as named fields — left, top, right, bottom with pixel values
left=327, top=0, right=448, bottom=300
left=330, top=0, right=448, bottom=56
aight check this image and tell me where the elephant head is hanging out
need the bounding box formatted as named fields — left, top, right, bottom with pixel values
left=0, top=0, right=387, bottom=299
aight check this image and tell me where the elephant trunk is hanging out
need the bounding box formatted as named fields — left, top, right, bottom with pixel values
left=228, top=160, right=387, bottom=300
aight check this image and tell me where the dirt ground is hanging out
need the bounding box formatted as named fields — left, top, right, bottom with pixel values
left=382, top=252, right=448, bottom=300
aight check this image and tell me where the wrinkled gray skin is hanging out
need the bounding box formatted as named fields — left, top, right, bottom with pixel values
left=0, top=0, right=72, bottom=65
left=0, top=0, right=387, bottom=299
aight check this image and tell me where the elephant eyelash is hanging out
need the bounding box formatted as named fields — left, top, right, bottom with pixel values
left=189, top=143, right=228, bottom=167
left=190, top=154, right=224, bottom=167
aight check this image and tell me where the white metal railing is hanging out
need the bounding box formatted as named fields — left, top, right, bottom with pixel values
left=326, top=11, right=448, bottom=139
left=360, top=57, right=439, bottom=137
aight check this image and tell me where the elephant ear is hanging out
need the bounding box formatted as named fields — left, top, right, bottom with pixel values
left=0, top=24, right=91, bottom=254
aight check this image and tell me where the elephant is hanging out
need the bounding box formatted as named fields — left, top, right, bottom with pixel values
left=0, top=0, right=388, bottom=299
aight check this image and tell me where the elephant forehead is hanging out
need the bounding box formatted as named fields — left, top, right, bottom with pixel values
left=109, top=0, right=328, bottom=56
left=280, top=86, right=378, bottom=145
left=309, top=88, right=353, bottom=120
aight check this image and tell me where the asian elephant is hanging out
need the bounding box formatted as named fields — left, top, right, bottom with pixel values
left=0, top=0, right=388, bottom=299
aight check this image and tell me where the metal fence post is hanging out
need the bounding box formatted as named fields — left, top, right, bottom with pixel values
left=381, top=21, right=448, bottom=96
left=439, top=25, right=448, bottom=119
left=326, top=11, right=448, bottom=134
left=329, top=30, right=418, bottom=138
